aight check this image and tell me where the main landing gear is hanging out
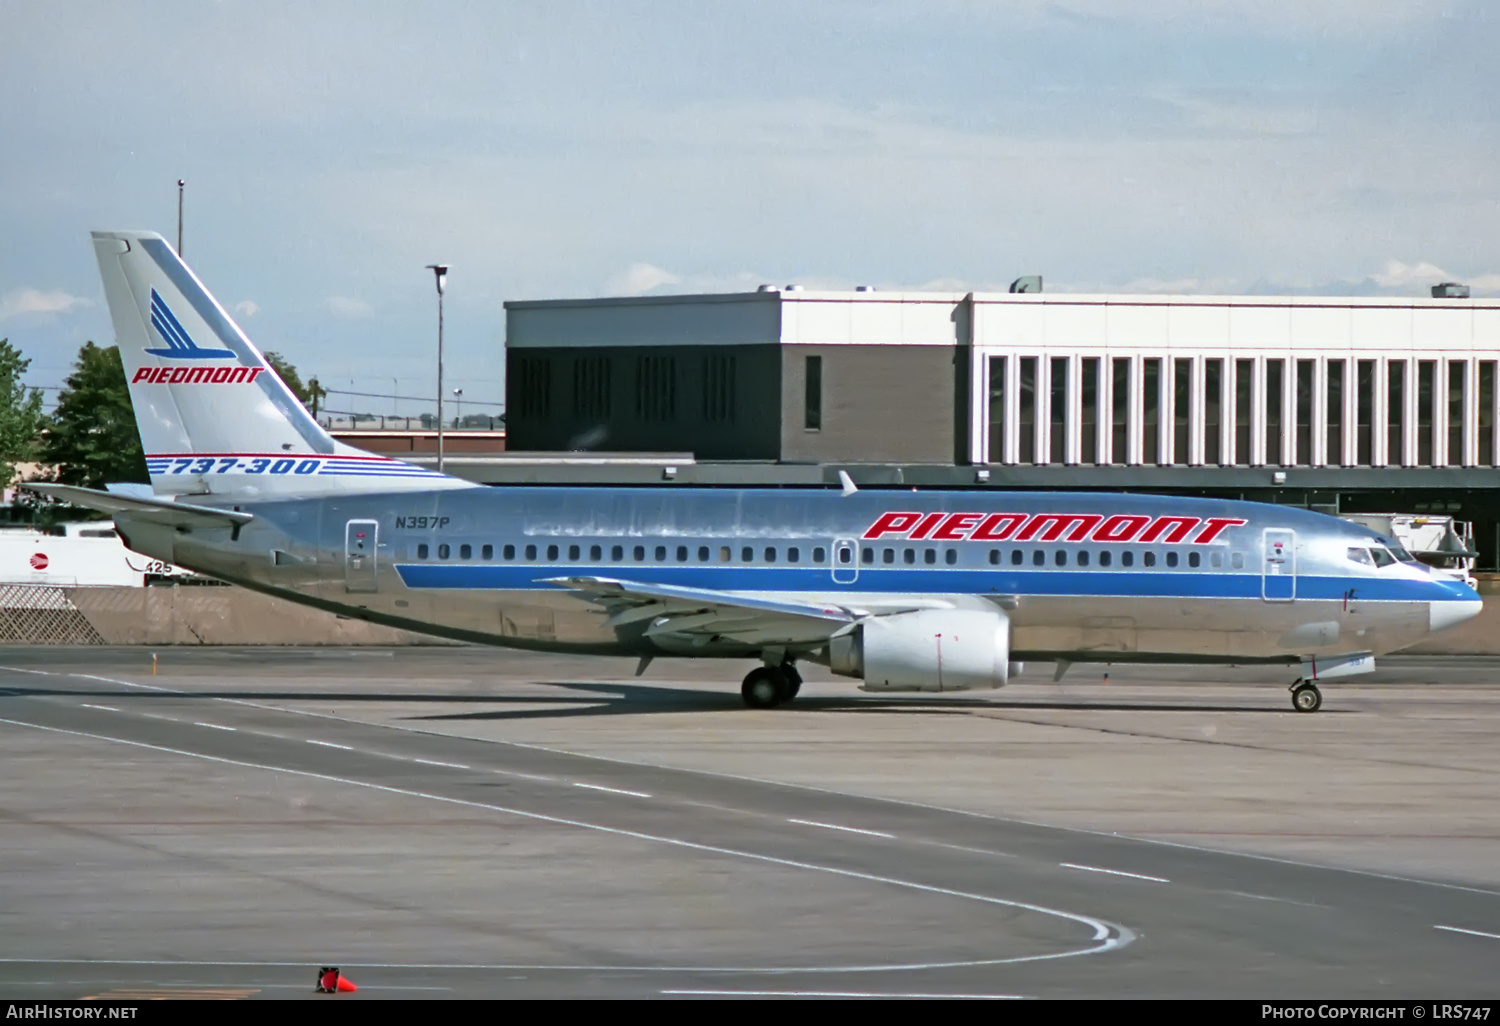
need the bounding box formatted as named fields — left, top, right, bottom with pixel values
left=1290, top=680, right=1322, bottom=713
left=741, top=662, right=802, bottom=709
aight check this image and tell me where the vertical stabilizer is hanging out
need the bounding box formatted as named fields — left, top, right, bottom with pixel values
left=91, top=230, right=471, bottom=497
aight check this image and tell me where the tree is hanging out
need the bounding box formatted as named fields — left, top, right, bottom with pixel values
left=0, top=338, right=44, bottom=489
left=39, top=342, right=147, bottom=488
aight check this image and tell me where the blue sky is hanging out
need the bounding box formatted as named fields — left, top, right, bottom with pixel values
left=1, top=0, right=1496, bottom=414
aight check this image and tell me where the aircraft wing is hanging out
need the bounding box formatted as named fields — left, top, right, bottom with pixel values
left=541, top=575, right=862, bottom=646
left=24, top=483, right=255, bottom=529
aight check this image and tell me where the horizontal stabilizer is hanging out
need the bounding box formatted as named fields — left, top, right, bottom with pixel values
left=25, top=482, right=254, bottom=529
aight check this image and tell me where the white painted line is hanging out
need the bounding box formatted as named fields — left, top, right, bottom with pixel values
left=662, top=990, right=1024, bottom=999
left=79, top=704, right=119, bottom=712
left=1060, top=863, right=1170, bottom=884
left=499, top=770, right=556, bottom=783
left=307, top=739, right=352, bottom=750
left=194, top=722, right=236, bottom=732
left=574, top=782, right=652, bottom=798
left=411, top=758, right=469, bottom=770
left=787, top=818, right=895, bottom=839
left=1436, top=924, right=1500, bottom=941
left=0, top=715, right=1135, bottom=973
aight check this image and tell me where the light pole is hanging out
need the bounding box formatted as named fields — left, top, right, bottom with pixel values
left=425, top=264, right=448, bottom=471
left=453, top=388, right=463, bottom=429
left=176, top=179, right=185, bottom=255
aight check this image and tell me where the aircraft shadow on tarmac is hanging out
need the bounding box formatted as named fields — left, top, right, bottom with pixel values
left=0, top=681, right=1319, bottom=721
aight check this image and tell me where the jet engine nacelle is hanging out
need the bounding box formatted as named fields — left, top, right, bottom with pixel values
left=829, top=609, right=1011, bottom=692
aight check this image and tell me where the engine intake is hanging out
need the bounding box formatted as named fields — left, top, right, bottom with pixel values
left=829, top=608, right=1011, bottom=692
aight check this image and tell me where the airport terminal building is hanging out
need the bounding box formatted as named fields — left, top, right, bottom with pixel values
left=503, top=284, right=1500, bottom=566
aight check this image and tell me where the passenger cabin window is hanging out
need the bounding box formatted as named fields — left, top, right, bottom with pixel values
left=633, top=545, right=645, bottom=561
left=1032, top=550, right=1045, bottom=566
left=945, top=549, right=958, bottom=565
left=611, top=545, right=623, bottom=561
left=698, top=546, right=710, bottom=562
left=590, top=544, right=602, bottom=560
left=1143, top=551, right=1156, bottom=567
left=460, top=544, right=472, bottom=559
left=1231, top=552, right=1244, bottom=569
left=1011, top=550, right=1023, bottom=566
left=1122, top=551, right=1134, bottom=567
left=438, top=543, right=450, bottom=559
left=883, top=548, right=895, bottom=564
left=525, top=544, right=537, bottom=560
left=1165, top=551, right=1178, bottom=568
left=417, top=543, right=429, bottom=559
left=839, top=548, right=854, bottom=565
left=1077, top=550, right=1089, bottom=567
left=677, top=546, right=688, bottom=562
left=766, top=547, right=778, bottom=562
left=989, top=549, right=1001, bottom=565
left=1054, top=550, right=1066, bottom=566
left=1210, top=551, right=1221, bottom=568
left=546, top=544, right=559, bottom=561
left=1099, top=550, right=1112, bottom=567
left=482, top=544, right=493, bottom=560
left=924, top=548, right=936, bottom=565
left=1188, top=552, right=1200, bottom=568
left=743, top=547, right=755, bottom=562
left=903, top=548, right=915, bottom=564
left=813, top=547, right=826, bottom=563
left=862, top=547, right=875, bottom=564
left=568, top=544, right=580, bottom=561
left=720, top=546, right=732, bottom=562
left=656, top=545, right=668, bottom=561
left=788, top=547, right=801, bottom=563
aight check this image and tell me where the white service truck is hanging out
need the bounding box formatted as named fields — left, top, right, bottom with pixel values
left=0, top=522, right=196, bottom=586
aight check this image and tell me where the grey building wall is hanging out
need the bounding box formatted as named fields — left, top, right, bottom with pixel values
left=779, top=344, right=961, bottom=464
left=506, top=344, right=782, bottom=458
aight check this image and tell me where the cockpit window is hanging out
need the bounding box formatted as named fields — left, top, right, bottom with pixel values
left=1369, top=547, right=1397, bottom=568
left=1347, top=547, right=1373, bottom=566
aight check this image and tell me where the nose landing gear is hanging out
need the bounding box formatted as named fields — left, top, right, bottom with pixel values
left=1290, top=680, right=1322, bottom=713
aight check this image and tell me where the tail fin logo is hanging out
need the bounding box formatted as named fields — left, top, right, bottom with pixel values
left=146, top=289, right=236, bottom=359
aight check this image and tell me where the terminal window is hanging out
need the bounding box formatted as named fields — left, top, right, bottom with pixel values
left=804, top=356, right=822, bottom=431
left=1050, top=357, right=1069, bottom=464
left=1418, top=360, right=1436, bottom=466
left=1482, top=363, right=1496, bottom=465
left=988, top=356, right=1007, bottom=462
left=1112, top=358, right=1130, bottom=464
left=1296, top=360, right=1314, bottom=466
left=1327, top=360, right=1346, bottom=466
left=1204, top=359, right=1223, bottom=466
left=1265, top=359, right=1284, bottom=467
left=1019, top=357, right=1038, bottom=464
left=1142, top=359, right=1160, bottom=466
left=1449, top=362, right=1466, bottom=465
left=1389, top=362, right=1406, bottom=465
left=1173, top=358, right=1191, bottom=465
left=1357, top=361, right=1375, bottom=464
left=1081, top=357, right=1099, bottom=464
left=1235, top=358, right=1253, bottom=466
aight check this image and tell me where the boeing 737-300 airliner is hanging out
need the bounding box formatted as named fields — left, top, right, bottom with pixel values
left=30, top=231, right=1484, bottom=712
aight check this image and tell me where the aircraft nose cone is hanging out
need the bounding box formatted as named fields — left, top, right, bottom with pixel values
left=1430, top=598, right=1483, bottom=633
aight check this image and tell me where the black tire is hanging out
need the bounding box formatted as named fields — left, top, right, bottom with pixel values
left=742, top=666, right=785, bottom=709
left=1291, top=683, right=1322, bottom=713
left=779, top=663, right=802, bottom=702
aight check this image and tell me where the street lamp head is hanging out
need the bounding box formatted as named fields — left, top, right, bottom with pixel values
left=425, top=264, right=449, bottom=295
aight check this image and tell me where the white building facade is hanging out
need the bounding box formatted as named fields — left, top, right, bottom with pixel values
left=967, top=294, right=1500, bottom=471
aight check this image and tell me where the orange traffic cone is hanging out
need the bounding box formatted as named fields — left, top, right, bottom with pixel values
left=316, top=967, right=358, bottom=993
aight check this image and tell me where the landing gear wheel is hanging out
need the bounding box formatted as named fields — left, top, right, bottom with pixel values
left=1291, top=681, right=1322, bottom=713
left=742, top=666, right=788, bottom=709
left=779, top=663, right=802, bottom=702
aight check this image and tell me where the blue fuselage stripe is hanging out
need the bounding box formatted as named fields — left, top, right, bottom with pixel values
left=391, top=562, right=1461, bottom=602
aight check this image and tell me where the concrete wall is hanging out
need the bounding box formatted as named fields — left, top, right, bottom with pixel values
left=41, top=586, right=452, bottom=646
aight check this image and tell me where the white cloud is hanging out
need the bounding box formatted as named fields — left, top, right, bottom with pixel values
left=326, top=296, right=373, bottom=318
left=604, top=263, right=682, bottom=296
left=232, top=299, right=260, bottom=317
left=0, top=287, right=91, bottom=322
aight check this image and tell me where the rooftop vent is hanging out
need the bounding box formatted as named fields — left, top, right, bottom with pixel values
left=1009, top=275, right=1042, bottom=294
left=1432, top=282, right=1470, bottom=299
left=784, top=284, right=804, bottom=292
left=757, top=284, right=779, bottom=292
left=854, top=285, right=876, bottom=292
